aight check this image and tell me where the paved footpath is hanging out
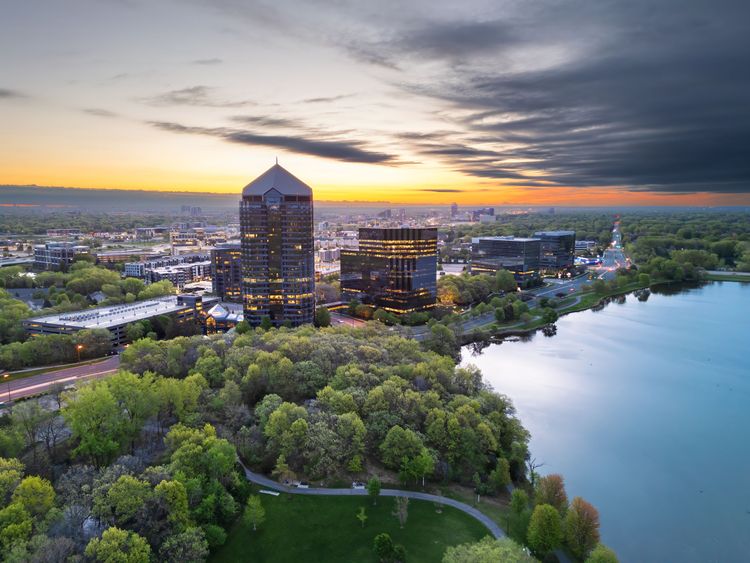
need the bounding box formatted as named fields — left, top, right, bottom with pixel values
left=2, top=355, right=120, bottom=402
left=242, top=466, right=505, bottom=539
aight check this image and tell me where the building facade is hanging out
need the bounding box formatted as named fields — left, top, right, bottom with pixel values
left=533, top=231, right=576, bottom=271
left=33, top=242, right=90, bottom=270
left=211, top=243, right=242, bottom=303
left=471, top=236, right=541, bottom=281
left=340, top=227, right=437, bottom=314
left=240, top=164, right=315, bottom=327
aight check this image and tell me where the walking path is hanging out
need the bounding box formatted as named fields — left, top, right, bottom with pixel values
left=242, top=466, right=505, bottom=539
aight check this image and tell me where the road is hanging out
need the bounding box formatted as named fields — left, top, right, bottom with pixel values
left=242, top=465, right=505, bottom=539
left=1, top=355, right=120, bottom=403
left=330, top=311, right=367, bottom=327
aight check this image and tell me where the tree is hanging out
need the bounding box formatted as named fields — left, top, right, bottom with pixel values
left=488, top=458, right=511, bottom=493
left=585, top=543, right=619, bottom=563
left=527, top=503, right=563, bottom=558
left=62, top=383, right=124, bottom=467
left=565, top=496, right=601, bottom=560
left=410, top=448, right=435, bottom=487
left=11, top=476, right=55, bottom=518
left=495, top=269, right=518, bottom=293
left=510, top=488, right=529, bottom=515
left=380, top=426, right=423, bottom=469
left=541, top=307, right=559, bottom=324
left=73, top=328, right=113, bottom=359
left=85, top=527, right=151, bottom=563
left=154, top=479, right=190, bottom=530
left=392, top=496, right=409, bottom=529
left=356, top=506, right=367, bottom=528
left=159, top=527, right=209, bottom=563
left=638, top=273, right=651, bottom=286
left=95, top=475, right=152, bottom=526
left=443, top=537, right=535, bottom=563
left=367, top=477, right=381, bottom=506
left=260, top=316, right=273, bottom=331
left=423, top=323, right=458, bottom=358
left=0, top=458, right=24, bottom=504
left=314, top=307, right=331, bottom=328
left=235, top=320, right=250, bottom=334
left=0, top=501, right=32, bottom=550
left=244, top=495, right=265, bottom=531
left=535, top=474, right=568, bottom=515
left=373, top=533, right=405, bottom=563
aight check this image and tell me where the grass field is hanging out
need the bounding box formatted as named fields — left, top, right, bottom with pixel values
left=211, top=492, right=490, bottom=563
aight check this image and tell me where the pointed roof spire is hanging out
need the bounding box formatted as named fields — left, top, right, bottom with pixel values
left=242, top=163, right=312, bottom=197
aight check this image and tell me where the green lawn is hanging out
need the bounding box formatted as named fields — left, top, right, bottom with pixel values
left=211, top=493, right=490, bottom=563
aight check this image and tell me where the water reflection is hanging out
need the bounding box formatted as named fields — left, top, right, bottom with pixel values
left=463, top=282, right=750, bottom=563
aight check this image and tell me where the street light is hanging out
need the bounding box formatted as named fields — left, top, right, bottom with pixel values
left=76, top=344, right=83, bottom=362
left=2, top=372, right=9, bottom=403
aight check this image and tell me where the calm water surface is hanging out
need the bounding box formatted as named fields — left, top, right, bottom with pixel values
left=463, top=282, right=750, bottom=563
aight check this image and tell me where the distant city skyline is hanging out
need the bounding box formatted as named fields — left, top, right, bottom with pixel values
left=1, top=1, right=748, bottom=206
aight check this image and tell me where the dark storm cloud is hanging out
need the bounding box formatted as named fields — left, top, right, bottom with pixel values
left=148, top=121, right=398, bottom=164
left=231, top=115, right=300, bottom=128
left=302, top=94, right=353, bottom=104
left=141, top=85, right=253, bottom=107
left=342, top=0, right=750, bottom=194
left=0, top=88, right=26, bottom=99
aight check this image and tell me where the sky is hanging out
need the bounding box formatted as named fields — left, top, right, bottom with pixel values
left=1, top=0, right=748, bottom=206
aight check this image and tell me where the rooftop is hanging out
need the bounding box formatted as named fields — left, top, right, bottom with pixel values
left=24, top=295, right=217, bottom=329
left=473, top=236, right=541, bottom=243
left=533, top=230, right=576, bottom=237
left=242, top=163, right=312, bottom=198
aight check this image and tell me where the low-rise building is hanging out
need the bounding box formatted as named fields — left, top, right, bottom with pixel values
left=23, top=294, right=218, bottom=346
left=33, top=242, right=90, bottom=270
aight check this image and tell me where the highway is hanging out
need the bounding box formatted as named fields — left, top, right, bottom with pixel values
left=1, top=355, right=120, bottom=404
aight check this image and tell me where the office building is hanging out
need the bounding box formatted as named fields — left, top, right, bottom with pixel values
left=471, top=236, right=541, bottom=281
left=533, top=231, right=576, bottom=271
left=575, top=240, right=597, bottom=253
left=450, top=203, right=458, bottom=218
left=23, top=294, right=217, bottom=347
left=240, top=164, right=315, bottom=327
left=341, top=227, right=437, bottom=314
left=33, top=242, right=90, bottom=270
left=211, top=242, right=242, bottom=303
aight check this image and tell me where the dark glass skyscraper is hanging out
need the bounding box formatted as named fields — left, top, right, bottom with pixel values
left=340, top=227, right=437, bottom=313
left=240, top=164, right=314, bottom=327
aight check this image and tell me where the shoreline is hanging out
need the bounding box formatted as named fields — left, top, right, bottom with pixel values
left=459, top=276, right=742, bottom=346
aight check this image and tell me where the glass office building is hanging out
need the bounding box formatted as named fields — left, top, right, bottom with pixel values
left=533, top=230, right=576, bottom=271
left=341, top=227, right=437, bottom=313
left=471, top=236, right=541, bottom=281
left=240, top=164, right=314, bottom=327
left=211, top=242, right=242, bottom=303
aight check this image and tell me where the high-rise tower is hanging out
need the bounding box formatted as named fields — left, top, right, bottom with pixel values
left=240, top=164, right=314, bottom=327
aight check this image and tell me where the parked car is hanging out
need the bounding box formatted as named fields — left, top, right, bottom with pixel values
left=352, top=481, right=366, bottom=490
left=296, top=481, right=310, bottom=489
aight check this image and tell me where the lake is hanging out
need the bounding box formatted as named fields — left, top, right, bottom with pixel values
left=463, top=281, right=750, bottom=563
